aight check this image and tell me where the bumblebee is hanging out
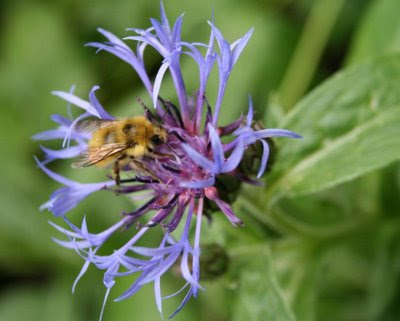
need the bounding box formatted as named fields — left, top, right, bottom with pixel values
left=72, top=116, right=167, bottom=184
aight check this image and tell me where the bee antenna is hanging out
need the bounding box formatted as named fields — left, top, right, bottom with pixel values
left=136, top=97, right=158, bottom=123
left=136, top=96, right=147, bottom=109
left=157, top=97, right=184, bottom=128
left=162, top=108, right=168, bottom=123
left=168, top=130, right=185, bottom=143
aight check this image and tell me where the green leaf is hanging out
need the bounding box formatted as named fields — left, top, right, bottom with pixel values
left=311, top=222, right=400, bottom=321
left=232, top=246, right=296, bottom=321
left=379, top=163, right=400, bottom=216
left=366, top=222, right=400, bottom=321
left=290, top=260, right=318, bottom=321
left=271, top=171, right=381, bottom=237
left=266, top=55, right=400, bottom=204
left=316, top=245, right=370, bottom=321
left=272, top=243, right=320, bottom=321
left=347, top=0, right=400, bottom=65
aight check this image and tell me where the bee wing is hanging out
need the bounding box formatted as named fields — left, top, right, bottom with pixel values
left=72, top=143, right=129, bottom=168
left=76, top=119, right=119, bottom=134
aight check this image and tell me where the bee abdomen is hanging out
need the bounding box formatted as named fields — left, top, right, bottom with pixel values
left=122, top=123, right=137, bottom=136
left=89, top=128, right=116, bottom=147
left=104, top=130, right=116, bottom=144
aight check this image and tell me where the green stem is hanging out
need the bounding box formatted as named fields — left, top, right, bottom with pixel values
left=279, top=0, right=345, bottom=110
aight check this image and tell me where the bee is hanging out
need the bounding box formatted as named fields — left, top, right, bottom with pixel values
left=72, top=116, right=168, bottom=185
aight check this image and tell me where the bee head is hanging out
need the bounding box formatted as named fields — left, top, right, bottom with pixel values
left=150, top=126, right=167, bottom=147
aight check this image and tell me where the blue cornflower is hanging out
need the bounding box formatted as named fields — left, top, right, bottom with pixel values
left=34, top=3, right=301, bottom=319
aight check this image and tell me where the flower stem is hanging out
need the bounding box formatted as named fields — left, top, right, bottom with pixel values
left=279, top=0, right=345, bottom=111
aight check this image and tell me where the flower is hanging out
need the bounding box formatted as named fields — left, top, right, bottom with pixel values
left=34, top=3, right=301, bottom=319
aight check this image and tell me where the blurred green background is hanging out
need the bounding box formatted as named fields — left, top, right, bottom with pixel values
left=1, top=0, right=400, bottom=320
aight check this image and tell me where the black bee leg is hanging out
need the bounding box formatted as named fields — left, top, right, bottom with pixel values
left=113, top=153, right=128, bottom=186
left=130, top=159, right=159, bottom=181
left=113, top=160, right=121, bottom=186
left=148, top=151, right=174, bottom=159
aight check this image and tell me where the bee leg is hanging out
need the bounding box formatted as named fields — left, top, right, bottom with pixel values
left=130, top=159, right=159, bottom=182
left=148, top=150, right=175, bottom=160
left=149, top=151, right=166, bottom=158
left=113, top=154, right=127, bottom=186
left=113, top=160, right=121, bottom=186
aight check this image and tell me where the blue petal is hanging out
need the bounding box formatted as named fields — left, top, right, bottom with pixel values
left=36, top=158, right=114, bottom=216
left=97, top=28, right=131, bottom=49
left=87, top=30, right=153, bottom=96
left=89, top=86, right=114, bottom=120
left=130, top=245, right=179, bottom=257
left=180, top=248, right=201, bottom=289
left=231, top=28, right=253, bottom=65
left=151, top=18, right=171, bottom=51
left=154, top=276, right=163, bottom=315
left=35, top=156, right=78, bottom=186
left=246, top=96, right=254, bottom=126
left=32, top=129, right=68, bottom=141
left=181, top=144, right=214, bottom=172
left=179, top=177, right=215, bottom=189
left=163, top=283, right=189, bottom=300
left=159, top=0, right=171, bottom=33
left=51, top=114, right=72, bottom=127
left=256, top=128, right=303, bottom=139
left=40, top=145, right=84, bottom=162
left=257, top=139, right=270, bottom=178
left=86, top=42, right=136, bottom=66
left=48, top=221, right=82, bottom=238
left=214, top=198, right=243, bottom=226
left=153, top=61, right=170, bottom=108
left=72, top=260, right=91, bottom=293
left=222, top=138, right=244, bottom=173
left=168, top=287, right=193, bottom=319
left=52, top=91, right=100, bottom=117
left=172, top=14, right=184, bottom=44
left=208, top=125, right=224, bottom=172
